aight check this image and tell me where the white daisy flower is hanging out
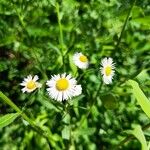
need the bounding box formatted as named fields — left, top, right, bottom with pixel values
left=73, top=52, right=89, bottom=69
left=20, top=75, right=42, bottom=93
left=46, top=73, right=82, bottom=101
left=100, top=57, right=115, bottom=84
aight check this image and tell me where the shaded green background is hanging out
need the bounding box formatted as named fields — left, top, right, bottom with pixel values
left=0, top=0, right=150, bottom=149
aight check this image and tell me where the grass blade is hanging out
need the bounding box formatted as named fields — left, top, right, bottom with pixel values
left=128, top=80, right=150, bottom=118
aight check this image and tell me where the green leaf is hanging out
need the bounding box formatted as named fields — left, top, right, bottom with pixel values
left=49, top=0, right=56, bottom=6
left=62, top=125, right=70, bottom=140
left=136, top=69, right=150, bottom=82
left=130, top=125, right=148, bottom=150
left=62, top=0, right=76, bottom=14
left=0, top=35, right=16, bottom=47
left=69, top=54, right=77, bottom=76
left=0, top=113, right=20, bottom=129
left=75, top=127, right=96, bottom=136
left=37, top=96, right=60, bottom=111
left=101, top=94, right=118, bottom=110
left=133, top=16, right=150, bottom=25
left=128, top=80, right=150, bottom=118
left=132, top=16, right=150, bottom=30
left=62, top=114, right=70, bottom=124
left=0, top=61, right=8, bottom=72
left=132, top=6, right=145, bottom=18
left=26, top=26, right=50, bottom=37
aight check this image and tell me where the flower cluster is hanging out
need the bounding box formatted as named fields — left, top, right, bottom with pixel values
left=72, top=52, right=115, bottom=84
left=20, top=52, right=115, bottom=102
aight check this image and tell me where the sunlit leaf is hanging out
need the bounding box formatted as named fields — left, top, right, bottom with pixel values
left=69, top=54, right=77, bottom=76
left=75, top=127, right=96, bottom=136
left=128, top=80, right=150, bottom=118
left=130, top=125, right=148, bottom=150
left=62, top=125, right=70, bottom=140
left=0, top=113, right=20, bottom=129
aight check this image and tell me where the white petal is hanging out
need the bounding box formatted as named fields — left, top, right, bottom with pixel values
left=66, top=74, right=72, bottom=80
left=33, top=75, right=39, bottom=81
left=36, top=83, right=42, bottom=88
left=61, top=73, right=66, bottom=78
left=20, top=82, right=27, bottom=86
left=21, top=88, right=27, bottom=93
left=27, top=75, right=32, bottom=80
left=103, top=76, right=112, bottom=84
left=107, top=57, right=113, bottom=64
left=57, top=92, right=63, bottom=101
left=73, top=85, right=82, bottom=96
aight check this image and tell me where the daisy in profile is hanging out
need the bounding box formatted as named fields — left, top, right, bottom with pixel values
left=20, top=75, right=42, bottom=93
left=73, top=52, right=89, bottom=69
left=100, top=57, right=115, bottom=84
left=46, top=73, right=82, bottom=101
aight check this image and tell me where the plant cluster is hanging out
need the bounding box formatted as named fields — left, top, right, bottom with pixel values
left=0, top=0, right=150, bottom=149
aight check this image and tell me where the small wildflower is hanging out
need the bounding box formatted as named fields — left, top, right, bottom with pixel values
left=46, top=73, right=82, bottom=101
left=73, top=52, right=89, bottom=69
left=100, top=57, right=115, bottom=84
left=20, top=75, right=42, bottom=93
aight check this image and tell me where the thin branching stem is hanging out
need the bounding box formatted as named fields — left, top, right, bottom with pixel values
left=78, top=79, right=102, bottom=127
left=56, top=3, right=66, bottom=72
left=56, top=3, right=64, bottom=51
left=115, top=0, right=136, bottom=50
left=12, top=2, right=48, bottom=79
left=0, top=91, right=53, bottom=149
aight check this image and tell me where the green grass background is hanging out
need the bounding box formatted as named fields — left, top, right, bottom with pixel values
left=0, top=0, right=150, bottom=149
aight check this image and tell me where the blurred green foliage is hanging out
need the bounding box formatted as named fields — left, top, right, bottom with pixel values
left=0, top=0, right=150, bottom=149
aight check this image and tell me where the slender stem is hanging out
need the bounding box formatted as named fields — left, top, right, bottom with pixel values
left=115, top=0, right=136, bottom=50
left=70, top=106, right=88, bottom=110
left=56, top=3, right=64, bottom=52
left=13, top=3, right=48, bottom=79
left=79, top=80, right=102, bottom=127
left=77, top=68, right=96, bottom=82
left=0, top=91, right=52, bottom=149
left=31, top=48, right=48, bottom=80
left=56, top=3, right=65, bottom=71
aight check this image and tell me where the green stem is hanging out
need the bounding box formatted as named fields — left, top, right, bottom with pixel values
left=13, top=3, right=48, bottom=79
left=56, top=3, right=64, bottom=52
left=56, top=3, right=65, bottom=71
left=115, top=0, right=136, bottom=50
left=79, top=80, right=102, bottom=127
left=0, top=91, right=52, bottom=149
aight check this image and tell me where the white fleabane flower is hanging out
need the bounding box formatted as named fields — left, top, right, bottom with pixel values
left=100, top=57, right=115, bottom=84
left=46, top=73, right=82, bottom=101
left=73, top=52, right=89, bottom=69
left=20, top=75, right=42, bottom=93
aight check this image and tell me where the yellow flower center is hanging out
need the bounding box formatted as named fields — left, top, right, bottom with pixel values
left=79, top=55, right=88, bottom=62
left=27, top=81, right=36, bottom=89
left=56, top=78, right=69, bottom=91
left=105, top=66, right=112, bottom=76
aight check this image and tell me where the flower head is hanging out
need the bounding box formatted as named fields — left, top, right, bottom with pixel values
left=73, top=52, right=89, bottom=69
left=46, top=73, right=82, bottom=101
left=20, top=75, right=42, bottom=93
left=100, top=57, right=115, bottom=84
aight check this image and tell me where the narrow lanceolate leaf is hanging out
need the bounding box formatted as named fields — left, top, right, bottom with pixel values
left=128, top=80, right=150, bottom=118
left=0, top=113, right=20, bottom=129
left=62, top=125, right=70, bottom=140
left=131, top=125, right=148, bottom=150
